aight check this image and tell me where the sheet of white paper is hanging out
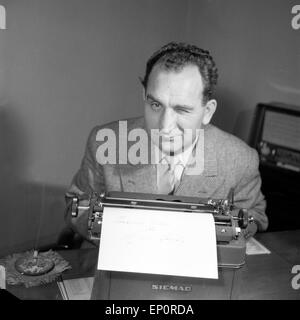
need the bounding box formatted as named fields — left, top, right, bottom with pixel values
left=57, top=277, right=94, bottom=300
left=57, top=282, right=68, bottom=300
left=98, top=207, right=218, bottom=279
left=246, top=237, right=271, bottom=255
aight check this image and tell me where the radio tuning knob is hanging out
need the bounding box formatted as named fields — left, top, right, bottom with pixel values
left=261, top=143, right=270, bottom=156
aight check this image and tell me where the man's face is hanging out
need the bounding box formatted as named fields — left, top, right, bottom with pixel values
left=144, top=64, right=216, bottom=155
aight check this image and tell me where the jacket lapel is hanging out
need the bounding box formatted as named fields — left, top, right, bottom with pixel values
left=117, top=118, right=158, bottom=193
left=119, top=164, right=157, bottom=193
left=175, top=125, right=224, bottom=198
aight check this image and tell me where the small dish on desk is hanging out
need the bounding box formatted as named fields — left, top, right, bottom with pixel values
left=15, top=253, right=55, bottom=276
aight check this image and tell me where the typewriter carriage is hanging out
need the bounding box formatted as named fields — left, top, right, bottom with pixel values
left=70, top=191, right=253, bottom=244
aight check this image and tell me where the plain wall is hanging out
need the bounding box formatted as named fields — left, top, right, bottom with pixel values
left=3, top=0, right=188, bottom=186
left=0, top=0, right=188, bottom=256
left=186, top=0, right=300, bottom=141
left=0, top=0, right=6, bottom=101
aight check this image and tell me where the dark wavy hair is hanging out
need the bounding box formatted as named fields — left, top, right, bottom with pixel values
left=141, top=42, right=218, bottom=104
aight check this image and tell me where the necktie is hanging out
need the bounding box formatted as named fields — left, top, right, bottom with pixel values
left=157, top=158, right=175, bottom=194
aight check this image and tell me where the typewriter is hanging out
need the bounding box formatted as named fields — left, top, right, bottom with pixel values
left=70, top=191, right=253, bottom=300
left=71, top=191, right=252, bottom=268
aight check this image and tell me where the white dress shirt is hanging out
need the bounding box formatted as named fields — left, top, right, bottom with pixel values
left=154, top=136, right=199, bottom=190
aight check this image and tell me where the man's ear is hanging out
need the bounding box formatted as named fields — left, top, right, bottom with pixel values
left=202, top=99, right=217, bottom=125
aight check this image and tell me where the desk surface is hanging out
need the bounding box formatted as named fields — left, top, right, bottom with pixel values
left=6, top=230, right=300, bottom=300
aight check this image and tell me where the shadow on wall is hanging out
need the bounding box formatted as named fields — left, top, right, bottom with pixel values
left=0, top=106, right=66, bottom=257
left=0, top=106, right=26, bottom=185
left=212, top=87, right=255, bottom=143
left=233, top=109, right=256, bottom=144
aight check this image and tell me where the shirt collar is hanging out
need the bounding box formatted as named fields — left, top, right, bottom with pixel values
left=153, top=134, right=199, bottom=167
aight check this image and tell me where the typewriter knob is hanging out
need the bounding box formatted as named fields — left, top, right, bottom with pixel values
left=238, top=209, right=248, bottom=229
left=99, top=191, right=106, bottom=200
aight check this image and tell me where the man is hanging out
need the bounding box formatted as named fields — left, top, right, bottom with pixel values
left=65, top=42, right=268, bottom=245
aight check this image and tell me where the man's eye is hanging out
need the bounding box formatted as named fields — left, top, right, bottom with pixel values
left=176, top=108, right=190, bottom=114
left=150, top=102, right=161, bottom=110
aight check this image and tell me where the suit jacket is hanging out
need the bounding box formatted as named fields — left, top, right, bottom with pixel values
left=66, top=116, right=268, bottom=238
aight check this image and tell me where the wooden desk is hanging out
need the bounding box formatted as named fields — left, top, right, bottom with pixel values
left=6, top=230, right=300, bottom=300
left=231, top=230, right=300, bottom=300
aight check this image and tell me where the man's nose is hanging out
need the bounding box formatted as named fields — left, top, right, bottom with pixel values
left=159, top=108, right=176, bottom=134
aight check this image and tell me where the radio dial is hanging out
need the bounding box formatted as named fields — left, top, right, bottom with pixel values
left=260, top=143, right=271, bottom=156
